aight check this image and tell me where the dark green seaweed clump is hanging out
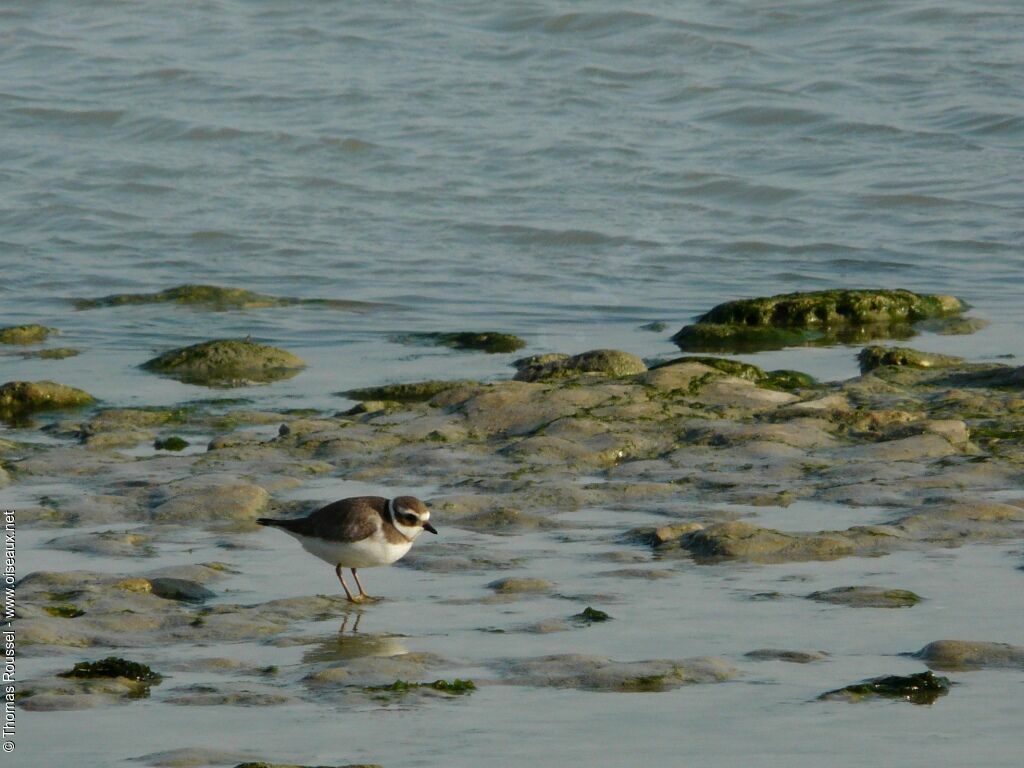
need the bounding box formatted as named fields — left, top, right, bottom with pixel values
left=820, top=670, right=950, bottom=705
left=393, top=331, right=526, bottom=354
left=572, top=607, right=612, bottom=624
left=154, top=435, right=189, bottom=451
left=59, top=657, right=162, bottom=683
left=364, top=678, right=476, bottom=695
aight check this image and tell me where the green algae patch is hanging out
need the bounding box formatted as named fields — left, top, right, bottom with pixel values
left=343, top=380, right=476, bottom=403
left=673, top=289, right=966, bottom=352
left=154, top=435, right=189, bottom=451
left=44, top=604, right=85, bottom=618
left=363, top=678, right=476, bottom=696
left=650, top=356, right=816, bottom=391
left=19, top=347, right=80, bottom=360
left=73, top=283, right=386, bottom=312
left=142, top=339, right=305, bottom=387
left=858, top=345, right=964, bottom=374
left=59, top=657, right=162, bottom=684
left=393, top=331, right=526, bottom=354
left=513, top=349, right=647, bottom=382
left=0, top=324, right=55, bottom=344
left=572, top=607, right=612, bottom=625
left=820, top=670, right=950, bottom=704
left=0, top=380, right=95, bottom=416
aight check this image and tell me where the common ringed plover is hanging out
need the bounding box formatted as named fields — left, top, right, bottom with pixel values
left=257, top=495, right=436, bottom=603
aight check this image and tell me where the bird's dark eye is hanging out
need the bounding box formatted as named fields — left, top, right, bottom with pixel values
left=400, top=513, right=418, bottom=525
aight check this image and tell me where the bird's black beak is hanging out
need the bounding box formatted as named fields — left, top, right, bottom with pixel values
left=423, top=522, right=438, bottom=534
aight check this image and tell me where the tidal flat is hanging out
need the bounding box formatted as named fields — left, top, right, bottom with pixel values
left=5, top=294, right=1024, bottom=767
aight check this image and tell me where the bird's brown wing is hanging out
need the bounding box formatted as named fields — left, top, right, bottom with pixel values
left=293, top=496, right=386, bottom=542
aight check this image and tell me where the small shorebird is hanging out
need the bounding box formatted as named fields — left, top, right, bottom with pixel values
left=258, top=495, right=437, bottom=603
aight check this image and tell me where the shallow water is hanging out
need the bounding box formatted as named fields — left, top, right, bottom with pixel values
left=4, top=0, right=1024, bottom=766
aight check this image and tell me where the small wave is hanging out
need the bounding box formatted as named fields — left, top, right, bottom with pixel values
left=499, top=10, right=662, bottom=35
left=461, top=222, right=659, bottom=248
left=703, top=105, right=827, bottom=129
left=11, top=106, right=125, bottom=126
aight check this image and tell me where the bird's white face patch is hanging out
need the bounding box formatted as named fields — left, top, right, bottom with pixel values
left=392, top=503, right=427, bottom=540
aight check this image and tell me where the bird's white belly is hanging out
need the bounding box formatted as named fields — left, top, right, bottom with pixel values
left=288, top=531, right=411, bottom=569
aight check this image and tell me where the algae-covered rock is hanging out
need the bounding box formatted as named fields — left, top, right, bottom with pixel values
left=150, top=478, right=270, bottom=523
left=19, top=347, right=80, bottom=360
left=513, top=349, right=647, bottom=382
left=0, top=324, right=55, bottom=344
left=487, top=577, right=553, bottom=594
left=807, top=586, right=921, bottom=608
left=673, top=289, right=966, bottom=352
left=858, top=346, right=964, bottom=373
left=141, top=339, right=305, bottom=387
left=392, top=331, right=526, bottom=354
left=73, top=283, right=384, bottom=312
left=820, top=670, right=950, bottom=704
left=678, top=521, right=862, bottom=563
left=650, top=356, right=816, bottom=391
left=343, top=380, right=477, bottom=403
left=0, top=380, right=95, bottom=415
left=913, top=640, right=1024, bottom=671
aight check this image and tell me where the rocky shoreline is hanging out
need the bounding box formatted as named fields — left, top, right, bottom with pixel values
left=4, top=288, right=1024, bottom=763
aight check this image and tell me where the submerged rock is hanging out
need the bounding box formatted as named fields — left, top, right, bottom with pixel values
left=858, top=346, right=964, bottom=373
left=73, top=283, right=384, bottom=312
left=0, top=380, right=95, bottom=415
left=745, top=649, right=829, bottom=664
left=913, top=640, right=1024, bottom=671
left=46, top=530, right=156, bottom=558
left=673, top=289, right=966, bottom=352
left=141, top=339, right=305, bottom=387
left=18, top=347, right=80, bottom=360
left=0, top=323, right=55, bottom=344
left=500, top=654, right=737, bottom=691
left=131, top=748, right=262, bottom=767
left=513, top=349, right=647, bottom=382
left=820, top=670, right=950, bottom=704
left=807, top=586, right=922, bottom=608
left=148, top=577, right=215, bottom=603
left=392, top=331, right=526, bottom=353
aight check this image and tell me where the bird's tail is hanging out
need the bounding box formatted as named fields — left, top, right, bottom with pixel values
left=256, top=517, right=302, bottom=532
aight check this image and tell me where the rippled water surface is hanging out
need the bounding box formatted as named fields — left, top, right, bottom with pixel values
left=4, top=1, right=1024, bottom=766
